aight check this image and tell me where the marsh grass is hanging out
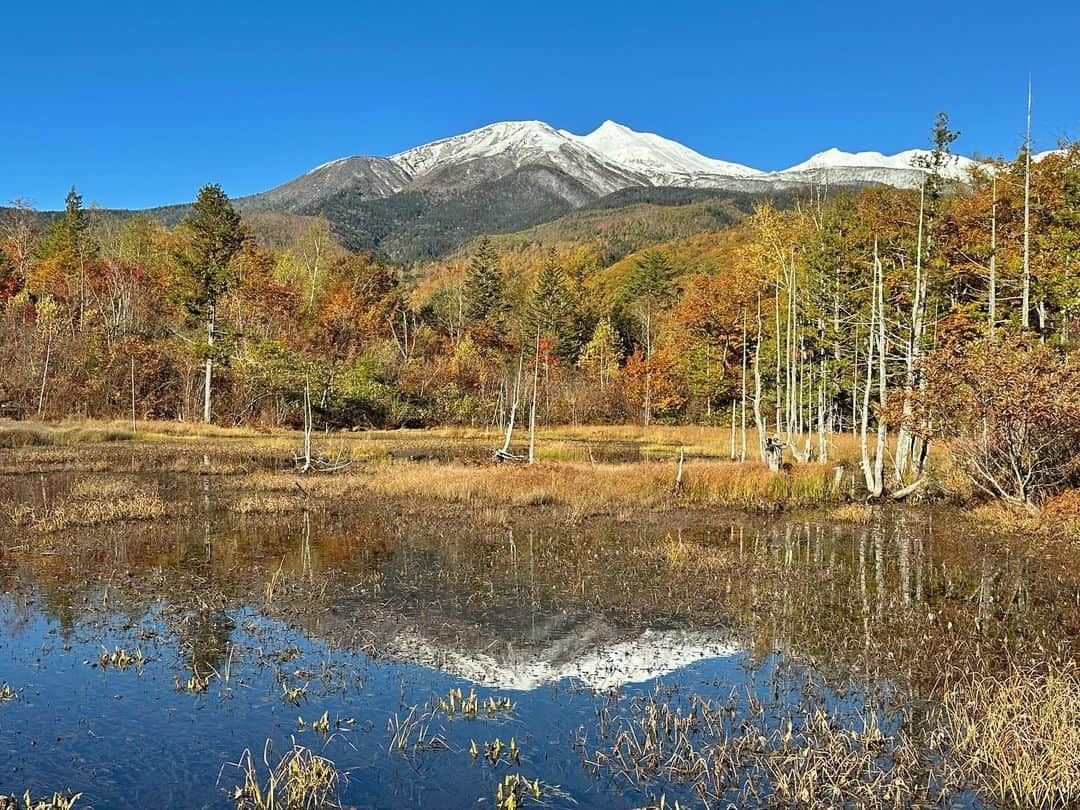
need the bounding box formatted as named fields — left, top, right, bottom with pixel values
left=31, top=479, right=166, bottom=532
left=587, top=683, right=957, bottom=808
left=212, top=457, right=842, bottom=523
left=0, top=793, right=82, bottom=810
left=231, top=740, right=342, bottom=809
left=827, top=503, right=875, bottom=523
left=0, top=420, right=132, bottom=449
left=237, top=494, right=308, bottom=515
left=941, top=664, right=1080, bottom=809
left=365, top=459, right=840, bottom=513
left=386, top=706, right=449, bottom=760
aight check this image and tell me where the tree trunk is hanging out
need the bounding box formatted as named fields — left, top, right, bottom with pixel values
left=872, top=243, right=888, bottom=497
left=37, top=333, right=52, bottom=419
left=203, top=304, right=215, bottom=423
left=528, top=329, right=540, bottom=464
left=861, top=241, right=879, bottom=495
left=895, top=185, right=926, bottom=484
left=130, top=355, right=137, bottom=432
left=1022, top=79, right=1032, bottom=329
left=501, top=355, right=523, bottom=455
left=989, top=174, right=998, bottom=332
left=752, top=296, right=766, bottom=461
left=740, top=309, right=748, bottom=462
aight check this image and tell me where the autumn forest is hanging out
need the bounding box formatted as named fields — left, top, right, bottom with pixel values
left=1, top=116, right=1079, bottom=509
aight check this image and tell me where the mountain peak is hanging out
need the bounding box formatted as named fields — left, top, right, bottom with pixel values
left=568, top=120, right=762, bottom=180
left=592, top=119, right=634, bottom=135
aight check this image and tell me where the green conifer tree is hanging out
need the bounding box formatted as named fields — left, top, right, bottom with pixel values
left=462, top=236, right=505, bottom=325
left=176, top=183, right=246, bottom=422
left=528, top=249, right=582, bottom=362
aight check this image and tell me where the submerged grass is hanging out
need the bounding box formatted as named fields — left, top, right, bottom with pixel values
left=586, top=682, right=959, bottom=808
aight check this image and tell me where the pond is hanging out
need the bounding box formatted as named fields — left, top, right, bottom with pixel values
left=1, top=470, right=1077, bottom=808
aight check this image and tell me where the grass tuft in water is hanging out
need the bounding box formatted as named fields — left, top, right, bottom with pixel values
left=0, top=792, right=82, bottom=810
left=941, top=663, right=1080, bottom=810
left=231, top=740, right=342, bottom=809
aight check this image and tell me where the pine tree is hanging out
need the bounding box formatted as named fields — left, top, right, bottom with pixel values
left=58, top=186, right=90, bottom=257
left=463, top=236, right=505, bottom=324
left=176, top=183, right=246, bottom=422
left=528, top=249, right=582, bottom=362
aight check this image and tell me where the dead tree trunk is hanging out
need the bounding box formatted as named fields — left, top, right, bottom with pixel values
left=752, top=295, right=767, bottom=461
left=203, top=303, right=215, bottom=423
left=528, top=329, right=540, bottom=464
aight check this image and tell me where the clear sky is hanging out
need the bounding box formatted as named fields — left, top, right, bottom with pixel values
left=6, top=0, right=1078, bottom=210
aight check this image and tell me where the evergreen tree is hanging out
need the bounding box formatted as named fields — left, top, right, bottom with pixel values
left=623, top=249, right=676, bottom=308
left=176, top=183, right=246, bottom=421
left=462, top=236, right=505, bottom=324
left=58, top=186, right=90, bottom=258
left=528, top=249, right=582, bottom=362
left=914, top=111, right=961, bottom=206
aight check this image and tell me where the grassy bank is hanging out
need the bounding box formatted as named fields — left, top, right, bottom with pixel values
left=3, top=418, right=1076, bottom=538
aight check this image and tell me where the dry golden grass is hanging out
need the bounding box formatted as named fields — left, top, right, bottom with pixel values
left=363, top=458, right=838, bottom=512
left=232, top=742, right=341, bottom=810
left=827, top=503, right=875, bottom=523
left=0, top=419, right=133, bottom=448
left=235, top=494, right=309, bottom=516
left=67, top=477, right=134, bottom=500
left=941, top=664, right=1080, bottom=809
left=1041, top=489, right=1080, bottom=542
left=26, top=477, right=167, bottom=533
left=0, top=791, right=82, bottom=810
left=34, top=493, right=166, bottom=532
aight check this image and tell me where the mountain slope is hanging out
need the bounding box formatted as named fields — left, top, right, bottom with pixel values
left=235, top=156, right=409, bottom=213
left=309, top=164, right=598, bottom=261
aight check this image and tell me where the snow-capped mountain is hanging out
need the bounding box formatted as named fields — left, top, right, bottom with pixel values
left=388, top=626, right=740, bottom=692
left=777, top=146, right=977, bottom=188
left=564, top=119, right=763, bottom=185
left=240, top=118, right=980, bottom=215
left=224, top=118, right=992, bottom=259
left=388, top=120, right=641, bottom=195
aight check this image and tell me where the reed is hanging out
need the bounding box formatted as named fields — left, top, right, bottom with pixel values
left=0, top=793, right=82, bottom=810
left=31, top=485, right=166, bottom=532
left=941, top=663, right=1080, bottom=809
left=231, top=740, right=341, bottom=809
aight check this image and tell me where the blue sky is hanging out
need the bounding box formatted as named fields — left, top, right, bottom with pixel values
left=5, top=0, right=1078, bottom=209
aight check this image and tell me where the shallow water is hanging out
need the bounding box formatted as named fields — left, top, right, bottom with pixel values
left=2, top=471, right=1077, bottom=808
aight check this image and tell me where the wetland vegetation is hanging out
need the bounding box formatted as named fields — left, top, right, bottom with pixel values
left=1, top=425, right=1079, bottom=808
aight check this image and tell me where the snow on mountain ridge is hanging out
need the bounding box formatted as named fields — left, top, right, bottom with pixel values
left=265, top=119, right=993, bottom=216
left=781, top=147, right=976, bottom=181
left=565, top=120, right=763, bottom=180
left=386, top=119, right=643, bottom=194
left=390, top=120, right=569, bottom=176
